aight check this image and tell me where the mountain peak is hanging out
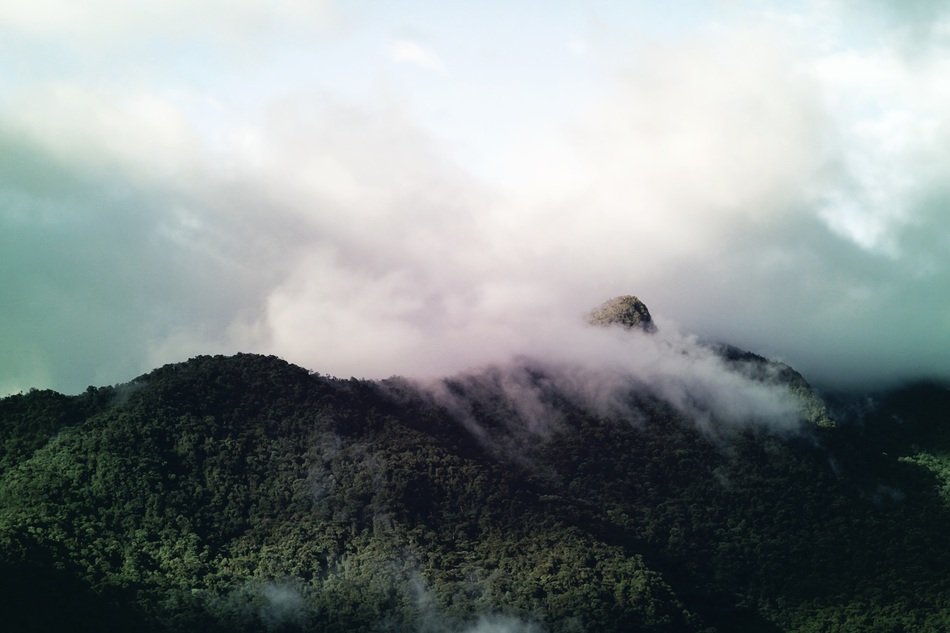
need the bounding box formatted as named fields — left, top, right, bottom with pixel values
left=588, top=295, right=658, bottom=333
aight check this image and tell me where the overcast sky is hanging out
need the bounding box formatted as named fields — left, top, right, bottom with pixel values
left=2, top=0, right=950, bottom=395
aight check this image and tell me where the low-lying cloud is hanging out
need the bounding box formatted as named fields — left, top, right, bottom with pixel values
left=416, top=320, right=811, bottom=444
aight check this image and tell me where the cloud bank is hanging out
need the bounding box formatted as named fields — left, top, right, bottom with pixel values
left=2, top=1, right=950, bottom=394
left=416, top=322, right=811, bottom=446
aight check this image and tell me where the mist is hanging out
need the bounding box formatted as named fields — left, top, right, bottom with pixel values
left=2, top=1, right=949, bottom=395
left=412, top=317, right=814, bottom=446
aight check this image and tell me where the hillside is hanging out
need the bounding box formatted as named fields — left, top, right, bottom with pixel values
left=2, top=348, right=950, bottom=632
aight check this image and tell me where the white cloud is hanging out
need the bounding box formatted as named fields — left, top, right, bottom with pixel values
left=6, top=84, right=200, bottom=183
left=568, top=38, right=589, bottom=56
left=812, top=45, right=950, bottom=257
left=390, top=39, right=447, bottom=72
left=0, top=0, right=337, bottom=44
left=3, top=1, right=950, bottom=395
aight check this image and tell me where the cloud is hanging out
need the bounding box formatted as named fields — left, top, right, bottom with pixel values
left=416, top=321, right=811, bottom=445
left=834, top=0, right=950, bottom=46
left=0, top=0, right=337, bottom=46
left=0, top=87, right=313, bottom=391
left=483, top=17, right=950, bottom=390
left=407, top=572, right=545, bottom=633
left=2, top=1, right=950, bottom=395
left=568, top=38, right=589, bottom=56
left=390, top=39, right=447, bottom=73
left=812, top=45, right=950, bottom=258
left=210, top=579, right=317, bottom=631
left=458, top=615, right=544, bottom=633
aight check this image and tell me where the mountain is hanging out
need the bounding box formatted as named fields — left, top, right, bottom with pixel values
left=2, top=300, right=950, bottom=632
left=587, top=295, right=658, bottom=333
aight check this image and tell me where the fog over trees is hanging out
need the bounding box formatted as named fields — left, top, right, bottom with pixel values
left=2, top=347, right=949, bottom=632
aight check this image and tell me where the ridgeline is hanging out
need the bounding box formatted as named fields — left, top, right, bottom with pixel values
left=2, top=308, right=950, bottom=632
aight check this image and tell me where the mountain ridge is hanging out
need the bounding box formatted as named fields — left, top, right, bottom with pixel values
left=2, top=328, right=950, bottom=631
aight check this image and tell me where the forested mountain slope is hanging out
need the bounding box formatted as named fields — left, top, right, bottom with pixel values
left=2, top=351, right=949, bottom=632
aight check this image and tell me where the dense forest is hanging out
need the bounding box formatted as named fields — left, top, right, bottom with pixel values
left=2, top=350, right=950, bottom=632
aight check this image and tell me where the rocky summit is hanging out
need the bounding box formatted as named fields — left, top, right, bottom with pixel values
left=587, top=295, right=658, bottom=333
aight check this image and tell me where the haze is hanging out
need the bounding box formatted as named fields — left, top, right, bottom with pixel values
left=2, top=0, right=949, bottom=395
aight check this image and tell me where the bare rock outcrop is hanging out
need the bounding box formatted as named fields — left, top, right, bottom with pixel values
left=588, top=295, right=658, bottom=333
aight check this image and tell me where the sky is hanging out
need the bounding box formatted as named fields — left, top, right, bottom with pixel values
left=2, top=0, right=950, bottom=395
